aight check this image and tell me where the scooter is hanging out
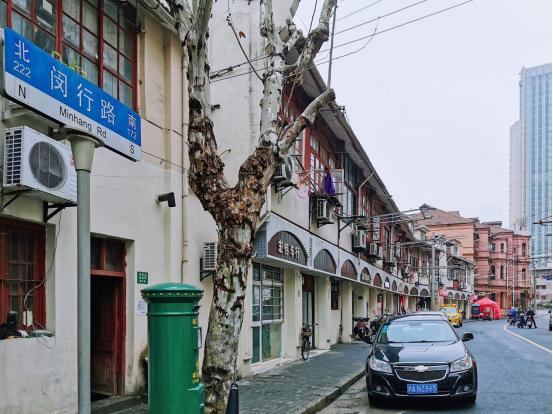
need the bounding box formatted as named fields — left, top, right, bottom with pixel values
left=516, top=314, right=526, bottom=328
left=369, top=314, right=384, bottom=338
left=508, top=314, right=517, bottom=326
left=353, top=317, right=370, bottom=340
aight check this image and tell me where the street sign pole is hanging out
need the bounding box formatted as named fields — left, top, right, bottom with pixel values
left=430, top=237, right=437, bottom=311
left=64, top=129, right=101, bottom=414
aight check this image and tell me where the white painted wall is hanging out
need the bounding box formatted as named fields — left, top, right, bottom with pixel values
left=0, top=11, right=188, bottom=413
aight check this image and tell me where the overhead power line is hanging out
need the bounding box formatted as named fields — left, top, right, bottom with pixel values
left=336, top=0, right=387, bottom=22
left=335, top=0, right=431, bottom=36
left=321, top=0, right=474, bottom=53
left=211, top=0, right=475, bottom=84
left=211, top=0, right=415, bottom=77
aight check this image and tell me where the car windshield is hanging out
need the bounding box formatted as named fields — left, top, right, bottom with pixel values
left=441, top=308, right=457, bottom=315
left=377, top=320, right=458, bottom=344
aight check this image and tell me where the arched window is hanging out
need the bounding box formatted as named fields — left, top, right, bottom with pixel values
left=490, top=265, right=496, bottom=276
left=522, top=243, right=527, bottom=257
left=500, top=265, right=504, bottom=279
left=522, top=268, right=526, bottom=281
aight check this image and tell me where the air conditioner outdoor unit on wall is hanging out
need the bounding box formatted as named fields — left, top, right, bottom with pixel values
left=353, top=230, right=367, bottom=251
left=203, top=242, right=218, bottom=272
left=273, top=156, right=295, bottom=186
left=315, top=198, right=333, bottom=222
left=3, top=126, right=77, bottom=203
left=368, top=242, right=381, bottom=258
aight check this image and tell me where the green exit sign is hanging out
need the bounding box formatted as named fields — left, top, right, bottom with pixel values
left=137, top=271, right=148, bottom=284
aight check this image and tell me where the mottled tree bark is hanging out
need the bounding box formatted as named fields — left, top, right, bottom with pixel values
left=167, top=1, right=336, bottom=411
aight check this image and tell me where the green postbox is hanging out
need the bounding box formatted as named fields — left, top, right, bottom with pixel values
left=142, top=283, right=204, bottom=414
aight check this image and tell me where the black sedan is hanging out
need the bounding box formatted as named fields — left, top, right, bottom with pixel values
left=364, top=314, right=477, bottom=405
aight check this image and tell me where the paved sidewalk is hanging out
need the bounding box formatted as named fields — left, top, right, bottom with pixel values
left=110, top=342, right=369, bottom=414
left=239, top=342, right=369, bottom=414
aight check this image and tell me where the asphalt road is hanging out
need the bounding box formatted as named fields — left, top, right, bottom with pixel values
left=321, top=313, right=552, bottom=414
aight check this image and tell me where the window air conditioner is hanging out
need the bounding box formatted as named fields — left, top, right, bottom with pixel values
left=203, top=242, right=218, bottom=272
left=3, top=126, right=77, bottom=203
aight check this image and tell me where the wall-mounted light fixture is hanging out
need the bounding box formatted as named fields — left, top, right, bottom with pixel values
left=157, top=192, right=176, bottom=207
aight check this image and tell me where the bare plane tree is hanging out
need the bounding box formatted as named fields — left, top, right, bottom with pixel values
left=166, top=0, right=336, bottom=411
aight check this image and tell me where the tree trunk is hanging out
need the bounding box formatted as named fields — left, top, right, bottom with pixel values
left=166, top=1, right=337, bottom=411
left=202, top=222, right=253, bottom=413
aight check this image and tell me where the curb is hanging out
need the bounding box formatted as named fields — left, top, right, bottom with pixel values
left=297, top=369, right=365, bottom=414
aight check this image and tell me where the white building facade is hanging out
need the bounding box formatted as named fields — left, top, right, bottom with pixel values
left=0, top=1, right=475, bottom=413
left=0, top=2, right=188, bottom=413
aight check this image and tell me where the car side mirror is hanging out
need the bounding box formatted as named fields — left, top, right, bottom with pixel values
left=462, top=332, right=474, bottom=342
left=362, top=335, right=372, bottom=344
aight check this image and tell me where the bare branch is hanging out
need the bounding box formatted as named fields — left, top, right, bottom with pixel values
left=260, top=0, right=274, bottom=39
left=290, top=0, right=336, bottom=80
left=278, top=88, right=335, bottom=155
left=192, top=0, right=213, bottom=46
left=285, top=26, right=304, bottom=53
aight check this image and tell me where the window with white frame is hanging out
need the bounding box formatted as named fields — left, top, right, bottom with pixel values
left=252, top=264, right=283, bottom=364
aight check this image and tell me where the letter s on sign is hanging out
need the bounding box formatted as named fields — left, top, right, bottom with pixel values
left=129, top=144, right=135, bottom=155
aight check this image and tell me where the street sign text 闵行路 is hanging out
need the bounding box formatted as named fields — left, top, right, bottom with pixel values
left=0, top=28, right=141, bottom=161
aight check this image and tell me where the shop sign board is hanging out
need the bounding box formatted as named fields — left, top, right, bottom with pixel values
left=0, top=28, right=141, bottom=161
left=268, top=231, right=307, bottom=265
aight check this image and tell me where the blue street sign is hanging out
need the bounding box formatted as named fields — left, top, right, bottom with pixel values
left=0, top=28, right=141, bottom=161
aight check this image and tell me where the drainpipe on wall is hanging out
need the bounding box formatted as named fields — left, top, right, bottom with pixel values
left=180, top=54, right=189, bottom=283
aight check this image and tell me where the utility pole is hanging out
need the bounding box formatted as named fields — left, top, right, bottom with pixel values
left=511, top=253, right=515, bottom=308
left=430, top=236, right=437, bottom=311
left=532, top=266, right=537, bottom=311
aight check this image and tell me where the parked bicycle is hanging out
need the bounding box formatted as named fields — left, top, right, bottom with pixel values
left=301, top=323, right=318, bottom=360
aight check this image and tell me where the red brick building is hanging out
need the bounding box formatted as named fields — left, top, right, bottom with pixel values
left=414, top=209, right=531, bottom=315
left=473, top=222, right=531, bottom=312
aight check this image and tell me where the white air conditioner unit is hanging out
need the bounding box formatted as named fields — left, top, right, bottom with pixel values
left=368, top=242, right=381, bottom=258
left=315, top=198, right=333, bottom=222
left=203, top=242, right=218, bottom=272
left=273, top=156, right=295, bottom=186
left=353, top=230, right=367, bottom=251
left=3, top=126, right=77, bottom=203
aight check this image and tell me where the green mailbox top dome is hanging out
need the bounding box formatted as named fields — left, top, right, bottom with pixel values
left=142, top=282, right=203, bottom=298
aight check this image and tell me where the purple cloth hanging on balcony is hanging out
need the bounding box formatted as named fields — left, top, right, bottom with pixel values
left=324, top=170, right=336, bottom=195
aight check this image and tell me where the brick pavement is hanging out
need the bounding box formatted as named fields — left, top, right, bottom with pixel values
left=110, top=342, right=369, bottom=414
left=238, top=342, right=370, bottom=414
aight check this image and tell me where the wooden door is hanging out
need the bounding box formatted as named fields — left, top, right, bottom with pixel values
left=91, top=276, right=119, bottom=395
left=302, top=275, right=315, bottom=348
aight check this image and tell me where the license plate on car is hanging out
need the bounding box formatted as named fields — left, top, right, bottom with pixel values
left=407, top=383, right=438, bottom=394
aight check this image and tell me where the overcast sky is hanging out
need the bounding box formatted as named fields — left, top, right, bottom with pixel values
left=295, top=0, right=551, bottom=225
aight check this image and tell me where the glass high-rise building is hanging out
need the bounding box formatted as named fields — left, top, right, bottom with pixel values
left=510, top=63, right=552, bottom=272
